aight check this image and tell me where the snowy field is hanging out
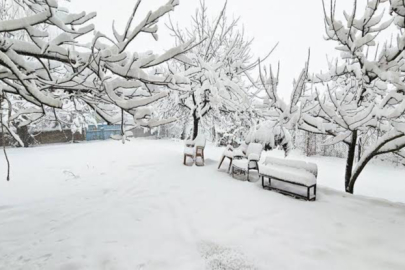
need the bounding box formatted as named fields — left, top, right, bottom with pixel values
left=1, top=138, right=405, bottom=270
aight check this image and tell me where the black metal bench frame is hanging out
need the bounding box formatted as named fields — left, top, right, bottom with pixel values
left=260, top=174, right=316, bottom=201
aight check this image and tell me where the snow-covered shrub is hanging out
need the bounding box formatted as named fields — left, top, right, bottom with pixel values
left=245, top=121, right=293, bottom=156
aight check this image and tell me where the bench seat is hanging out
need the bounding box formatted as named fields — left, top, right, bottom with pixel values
left=260, top=164, right=316, bottom=186
left=259, top=157, right=318, bottom=201
left=230, top=143, right=263, bottom=181
left=232, top=159, right=249, bottom=170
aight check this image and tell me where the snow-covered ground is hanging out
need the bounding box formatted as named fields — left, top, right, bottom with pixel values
left=0, top=139, right=404, bottom=270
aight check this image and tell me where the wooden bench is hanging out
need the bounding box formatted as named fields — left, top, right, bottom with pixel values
left=259, top=157, right=318, bottom=201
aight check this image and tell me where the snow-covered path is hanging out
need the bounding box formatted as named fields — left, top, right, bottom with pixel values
left=0, top=139, right=405, bottom=269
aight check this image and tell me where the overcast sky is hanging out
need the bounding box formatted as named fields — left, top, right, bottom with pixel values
left=65, top=0, right=348, bottom=99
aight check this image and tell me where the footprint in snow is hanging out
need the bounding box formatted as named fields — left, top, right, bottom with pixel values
left=198, top=241, right=258, bottom=270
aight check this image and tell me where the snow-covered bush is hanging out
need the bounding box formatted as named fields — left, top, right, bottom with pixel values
left=245, top=121, right=293, bottom=156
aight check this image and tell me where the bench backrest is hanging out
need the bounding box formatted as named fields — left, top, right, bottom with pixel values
left=264, top=157, right=318, bottom=177
left=246, top=143, right=263, bottom=157
left=195, top=134, right=206, bottom=148
left=184, top=138, right=195, bottom=147
left=239, top=142, right=248, bottom=154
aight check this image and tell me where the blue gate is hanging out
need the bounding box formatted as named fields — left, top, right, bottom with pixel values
left=86, top=124, right=122, bottom=141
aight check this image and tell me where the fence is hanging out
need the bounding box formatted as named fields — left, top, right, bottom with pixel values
left=85, top=125, right=122, bottom=141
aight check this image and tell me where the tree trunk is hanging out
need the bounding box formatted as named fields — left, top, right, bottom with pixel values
left=292, top=130, right=296, bottom=148
left=347, top=133, right=405, bottom=194
left=180, top=127, right=186, bottom=140
left=212, top=126, right=217, bottom=145
left=347, top=150, right=375, bottom=194
left=322, top=134, right=327, bottom=156
left=305, top=132, right=310, bottom=156
left=357, top=138, right=362, bottom=162
left=192, top=111, right=199, bottom=140
left=345, top=130, right=357, bottom=192
left=16, top=126, right=30, bottom=147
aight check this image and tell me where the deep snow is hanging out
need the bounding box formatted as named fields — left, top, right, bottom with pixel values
left=0, top=139, right=404, bottom=270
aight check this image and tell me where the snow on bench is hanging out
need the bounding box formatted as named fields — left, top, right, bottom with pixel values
left=218, top=142, right=248, bottom=172
left=183, top=134, right=206, bottom=166
left=230, top=143, right=263, bottom=181
left=260, top=157, right=318, bottom=201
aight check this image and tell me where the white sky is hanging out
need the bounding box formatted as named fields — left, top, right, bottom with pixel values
left=65, top=0, right=351, bottom=100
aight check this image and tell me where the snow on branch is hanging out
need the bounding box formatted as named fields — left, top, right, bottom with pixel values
left=0, top=0, right=195, bottom=145
left=161, top=0, right=261, bottom=140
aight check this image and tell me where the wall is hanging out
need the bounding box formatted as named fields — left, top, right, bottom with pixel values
left=0, top=129, right=85, bottom=147
left=33, top=130, right=85, bottom=145
left=131, top=127, right=152, bottom=138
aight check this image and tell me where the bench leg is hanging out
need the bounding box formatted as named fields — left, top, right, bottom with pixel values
left=218, top=156, right=225, bottom=169
left=183, top=155, right=194, bottom=166
left=261, top=176, right=271, bottom=189
left=247, top=161, right=259, bottom=182
left=307, top=186, right=310, bottom=201
left=261, top=175, right=316, bottom=202
left=228, top=158, right=233, bottom=173
left=195, top=154, right=204, bottom=166
left=313, top=185, right=317, bottom=201
left=307, top=185, right=317, bottom=201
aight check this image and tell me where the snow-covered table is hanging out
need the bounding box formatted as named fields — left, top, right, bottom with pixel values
left=259, top=157, right=318, bottom=201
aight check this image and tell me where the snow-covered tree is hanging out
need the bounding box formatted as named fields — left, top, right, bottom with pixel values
left=310, top=0, right=405, bottom=193
left=0, top=0, right=195, bottom=146
left=164, top=0, right=267, bottom=140
left=263, top=0, right=405, bottom=194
